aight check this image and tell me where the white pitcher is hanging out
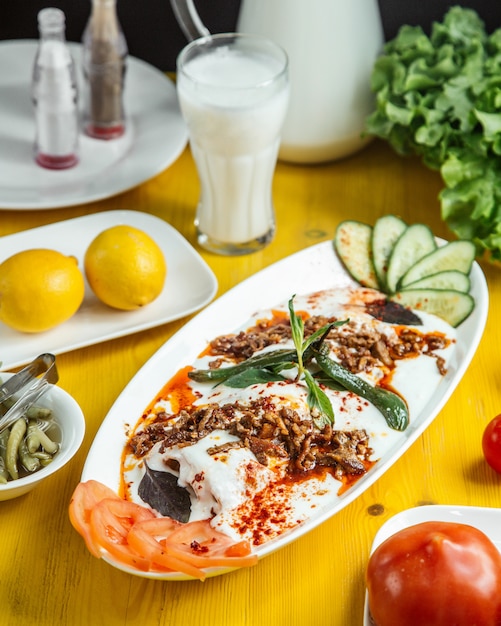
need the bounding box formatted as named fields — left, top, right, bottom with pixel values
left=170, top=0, right=384, bottom=164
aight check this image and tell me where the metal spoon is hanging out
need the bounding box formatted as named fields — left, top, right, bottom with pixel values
left=0, top=354, right=58, bottom=434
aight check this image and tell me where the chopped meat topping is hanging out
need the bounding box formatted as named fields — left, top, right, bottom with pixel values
left=209, top=316, right=339, bottom=361
left=128, top=300, right=452, bottom=502
left=209, top=320, right=292, bottom=360
left=130, top=399, right=372, bottom=479
left=208, top=315, right=450, bottom=375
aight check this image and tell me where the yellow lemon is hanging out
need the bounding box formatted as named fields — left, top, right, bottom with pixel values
left=84, top=225, right=167, bottom=311
left=0, top=249, right=85, bottom=333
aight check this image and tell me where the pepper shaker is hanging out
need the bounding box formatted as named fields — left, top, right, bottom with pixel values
left=32, top=8, right=79, bottom=169
left=82, top=0, right=128, bottom=139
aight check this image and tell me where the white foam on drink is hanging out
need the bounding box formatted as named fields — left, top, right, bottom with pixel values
left=184, top=48, right=283, bottom=89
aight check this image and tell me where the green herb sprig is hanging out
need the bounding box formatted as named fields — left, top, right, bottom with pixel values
left=188, top=296, right=409, bottom=431
left=288, top=296, right=337, bottom=426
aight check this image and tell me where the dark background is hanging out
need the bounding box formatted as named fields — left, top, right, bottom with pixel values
left=1, top=1, right=500, bottom=72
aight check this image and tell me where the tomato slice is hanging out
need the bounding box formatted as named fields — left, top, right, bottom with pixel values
left=131, top=516, right=183, bottom=536
left=164, top=520, right=258, bottom=569
left=89, top=498, right=155, bottom=571
left=127, top=521, right=206, bottom=580
left=69, top=480, right=258, bottom=577
left=224, top=540, right=254, bottom=558
left=69, top=480, right=121, bottom=557
left=165, top=519, right=234, bottom=548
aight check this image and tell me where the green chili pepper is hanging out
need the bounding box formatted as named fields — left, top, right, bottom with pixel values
left=30, top=422, right=58, bottom=455
left=6, top=418, right=27, bottom=480
left=19, top=437, right=40, bottom=473
left=0, top=429, right=9, bottom=483
left=313, top=348, right=409, bottom=431
left=188, top=348, right=298, bottom=383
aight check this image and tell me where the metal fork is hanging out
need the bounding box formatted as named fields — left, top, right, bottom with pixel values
left=0, top=354, right=59, bottom=434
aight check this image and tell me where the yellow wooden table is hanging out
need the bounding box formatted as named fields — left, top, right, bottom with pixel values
left=0, top=139, right=500, bottom=626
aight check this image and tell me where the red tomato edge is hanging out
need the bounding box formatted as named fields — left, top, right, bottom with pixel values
left=482, top=415, right=501, bottom=474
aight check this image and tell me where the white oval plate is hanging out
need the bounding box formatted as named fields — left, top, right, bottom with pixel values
left=0, top=40, right=187, bottom=210
left=81, top=238, right=488, bottom=580
left=0, top=210, right=217, bottom=370
left=363, top=505, right=501, bottom=626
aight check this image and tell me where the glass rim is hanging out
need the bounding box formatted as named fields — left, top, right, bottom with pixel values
left=176, top=32, right=289, bottom=91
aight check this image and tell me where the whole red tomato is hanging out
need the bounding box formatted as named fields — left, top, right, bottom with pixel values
left=366, top=521, right=501, bottom=626
left=482, top=415, right=501, bottom=474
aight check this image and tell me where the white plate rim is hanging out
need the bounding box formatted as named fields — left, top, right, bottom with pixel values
left=81, top=238, right=489, bottom=580
left=0, top=40, right=188, bottom=210
left=0, top=210, right=218, bottom=370
left=363, top=504, right=501, bottom=626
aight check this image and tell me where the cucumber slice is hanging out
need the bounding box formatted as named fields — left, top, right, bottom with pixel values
left=334, top=220, right=379, bottom=289
left=372, top=215, right=407, bottom=291
left=386, top=224, right=437, bottom=294
left=401, top=269, right=471, bottom=293
left=399, top=240, right=476, bottom=288
left=391, top=289, right=475, bottom=327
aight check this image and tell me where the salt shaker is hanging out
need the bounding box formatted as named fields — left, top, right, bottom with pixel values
left=81, top=0, right=128, bottom=139
left=32, top=8, right=79, bottom=169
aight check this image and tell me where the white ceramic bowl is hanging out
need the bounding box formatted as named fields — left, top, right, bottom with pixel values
left=0, top=373, right=85, bottom=501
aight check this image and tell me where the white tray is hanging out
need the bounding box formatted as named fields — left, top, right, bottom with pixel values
left=81, top=239, right=488, bottom=580
left=0, top=210, right=217, bottom=369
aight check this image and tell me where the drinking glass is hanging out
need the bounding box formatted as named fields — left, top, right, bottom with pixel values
left=176, top=33, right=289, bottom=255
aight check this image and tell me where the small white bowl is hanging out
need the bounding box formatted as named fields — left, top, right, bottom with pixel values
left=0, top=373, right=85, bottom=501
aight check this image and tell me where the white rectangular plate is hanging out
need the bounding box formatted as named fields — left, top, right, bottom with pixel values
left=363, top=505, right=501, bottom=625
left=0, top=210, right=217, bottom=369
left=81, top=238, right=488, bottom=580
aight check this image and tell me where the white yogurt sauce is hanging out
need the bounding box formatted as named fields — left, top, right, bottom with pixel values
left=125, top=287, right=457, bottom=544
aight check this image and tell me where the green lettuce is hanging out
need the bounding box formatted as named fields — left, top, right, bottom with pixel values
left=366, top=6, right=501, bottom=260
